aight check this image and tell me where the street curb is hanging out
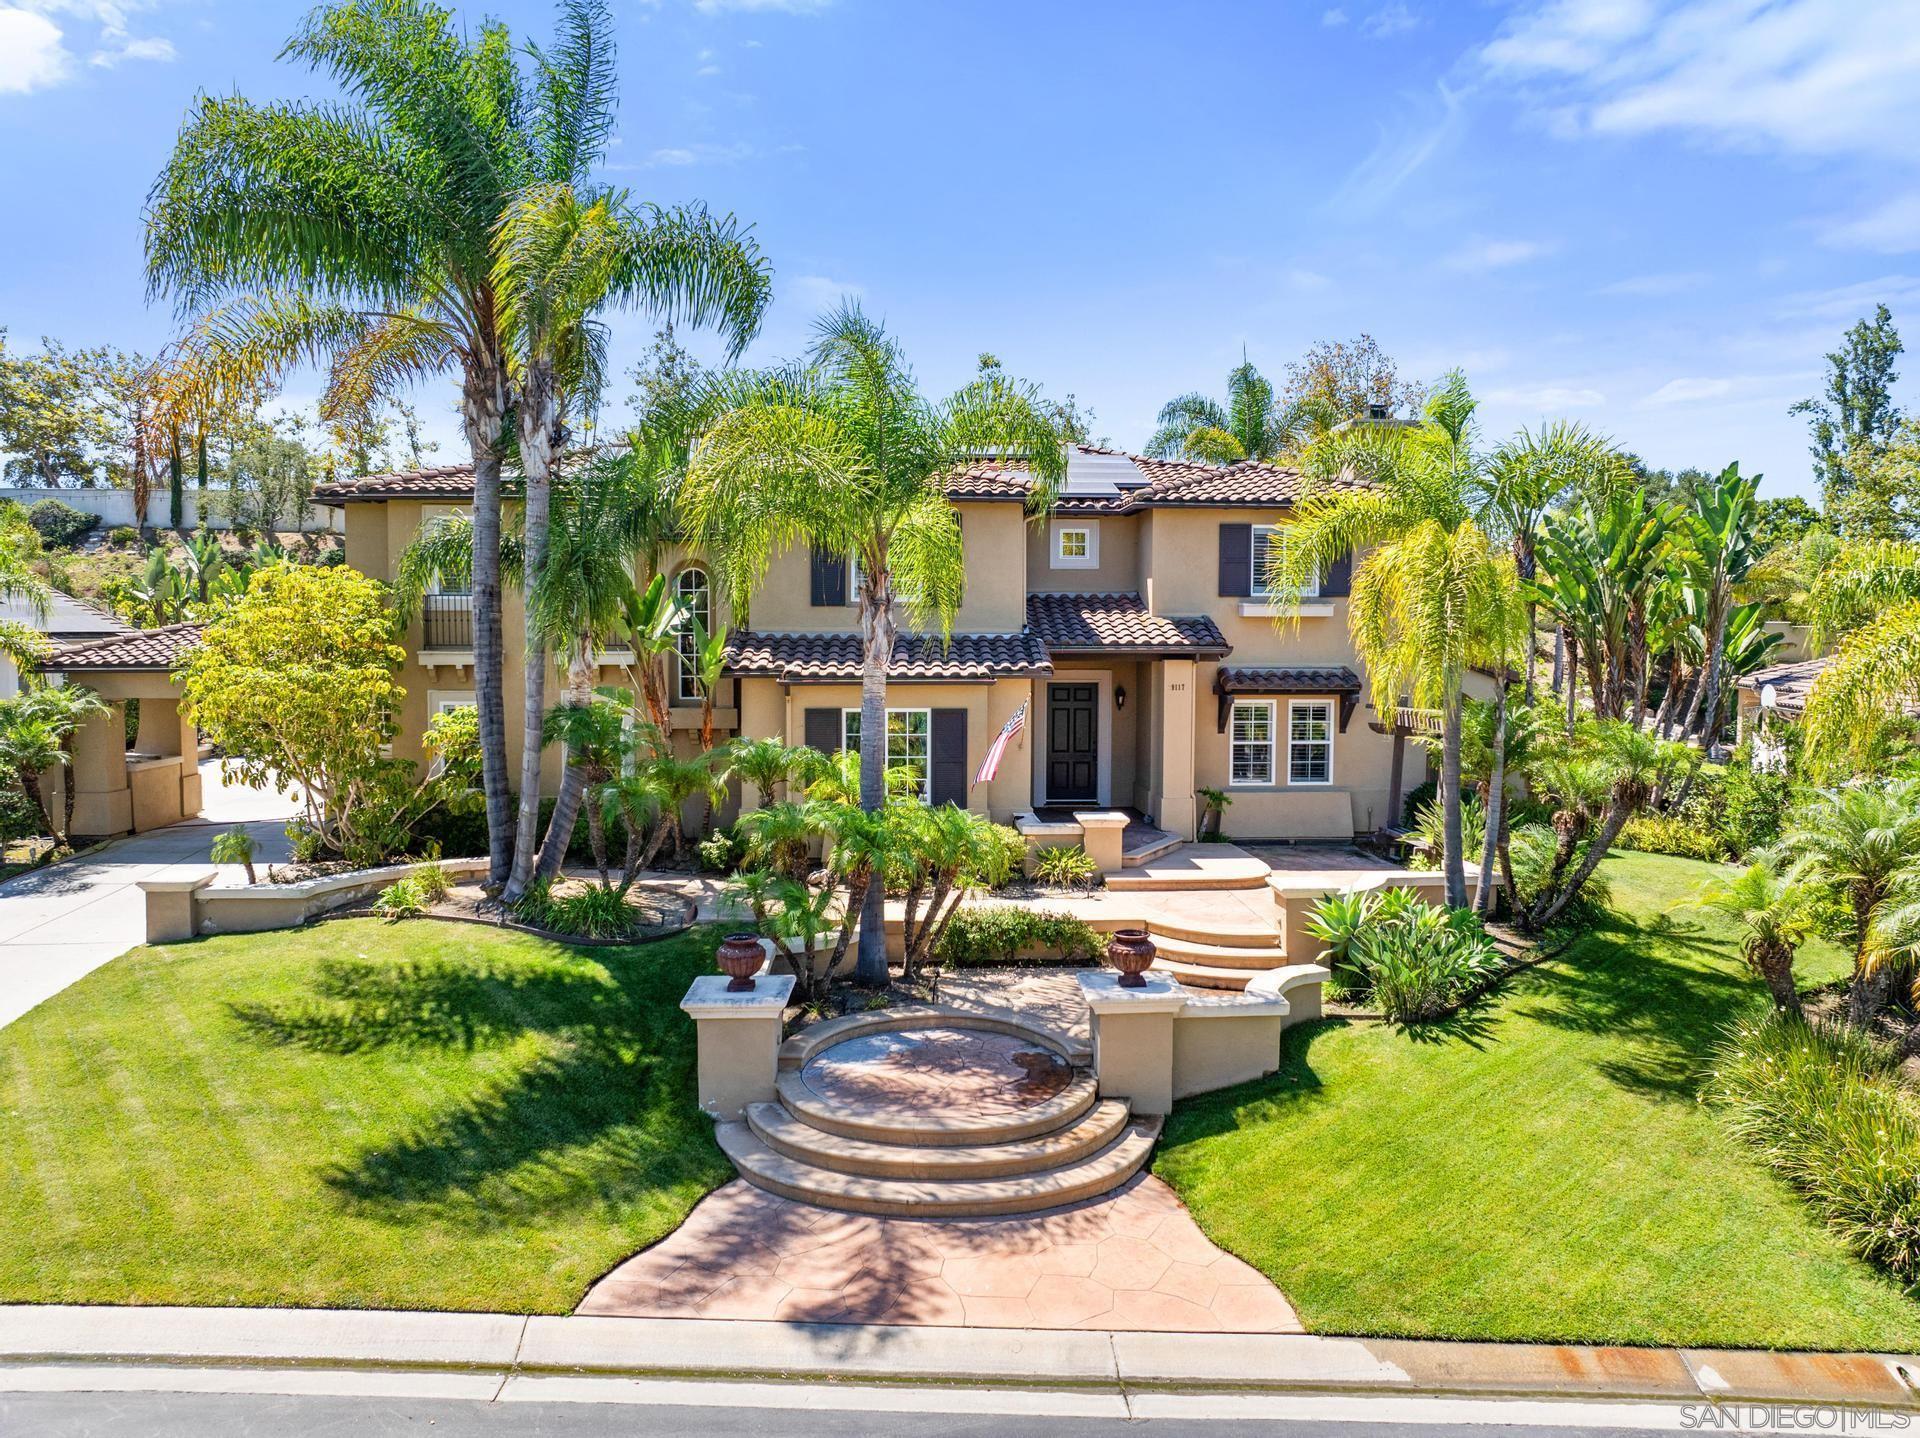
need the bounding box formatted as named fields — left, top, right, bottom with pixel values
left=0, top=1306, right=1913, bottom=1409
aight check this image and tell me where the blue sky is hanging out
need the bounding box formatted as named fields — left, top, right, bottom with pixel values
left=5, top=0, right=1920, bottom=500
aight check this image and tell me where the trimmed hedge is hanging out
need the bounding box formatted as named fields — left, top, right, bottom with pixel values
left=935, top=906, right=1102, bottom=967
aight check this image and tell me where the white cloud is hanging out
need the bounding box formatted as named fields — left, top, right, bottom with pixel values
left=1326, top=81, right=1464, bottom=213
left=0, top=8, right=73, bottom=93
left=91, top=31, right=170, bottom=65
left=1444, top=237, right=1550, bottom=272
left=1642, top=376, right=1736, bottom=406
left=1362, top=3, right=1420, bottom=38
left=1486, top=383, right=1605, bottom=408
left=638, top=140, right=756, bottom=167
left=1481, top=0, right=1920, bottom=160
left=1776, top=274, right=1920, bottom=320
left=789, top=275, right=861, bottom=310
left=1595, top=271, right=1708, bottom=297
left=1321, top=7, right=1348, bottom=25
left=1821, top=194, right=1920, bottom=255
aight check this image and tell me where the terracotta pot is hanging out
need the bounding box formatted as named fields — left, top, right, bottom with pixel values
left=715, top=932, right=764, bottom=992
left=1106, top=928, right=1156, bottom=988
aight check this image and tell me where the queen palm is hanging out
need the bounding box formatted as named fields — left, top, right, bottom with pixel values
left=1146, top=361, right=1333, bottom=466
left=145, top=0, right=768, bottom=892
left=681, top=302, right=1068, bottom=986
left=1690, top=863, right=1809, bottom=1016
left=1273, top=371, right=1523, bottom=908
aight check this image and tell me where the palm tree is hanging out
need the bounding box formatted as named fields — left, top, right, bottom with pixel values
left=728, top=736, right=802, bottom=809
left=737, top=800, right=820, bottom=882
left=1776, top=781, right=1920, bottom=1023
left=1690, top=863, right=1808, bottom=1016
left=490, top=178, right=770, bottom=901
left=0, top=713, right=64, bottom=844
left=681, top=302, right=1068, bottom=985
left=1802, top=603, right=1920, bottom=774
left=20, top=684, right=110, bottom=843
left=1275, top=371, right=1524, bottom=908
left=1674, top=464, right=1762, bottom=745
left=144, top=0, right=768, bottom=894
left=1146, top=361, right=1334, bottom=466
left=537, top=696, right=630, bottom=885
left=687, top=618, right=730, bottom=754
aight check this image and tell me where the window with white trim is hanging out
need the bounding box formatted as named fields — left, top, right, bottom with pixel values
left=1230, top=700, right=1275, bottom=786
left=841, top=708, right=932, bottom=801
left=1252, top=524, right=1318, bottom=600
left=1289, top=700, right=1334, bottom=785
left=1051, top=521, right=1098, bottom=569
left=674, top=566, right=711, bottom=703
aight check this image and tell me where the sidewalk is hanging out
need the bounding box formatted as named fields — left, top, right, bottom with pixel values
left=0, top=1304, right=1910, bottom=1410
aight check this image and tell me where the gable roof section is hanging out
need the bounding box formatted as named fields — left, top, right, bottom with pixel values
left=1215, top=664, right=1362, bottom=695
left=1026, top=592, right=1228, bottom=657
left=39, top=623, right=204, bottom=673
left=723, top=629, right=1051, bottom=684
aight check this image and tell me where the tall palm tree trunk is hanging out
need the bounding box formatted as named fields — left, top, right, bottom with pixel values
left=533, top=646, right=595, bottom=884
left=1440, top=689, right=1468, bottom=909
left=1679, top=590, right=1728, bottom=742
left=506, top=363, right=558, bottom=902
left=462, top=360, right=514, bottom=891
left=1564, top=635, right=1579, bottom=736
left=1475, top=684, right=1506, bottom=915
left=1534, top=795, right=1635, bottom=928
left=854, top=566, right=894, bottom=988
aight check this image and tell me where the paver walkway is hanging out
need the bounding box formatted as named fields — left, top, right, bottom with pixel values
left=579, top=1174, right=1302, bottom=1333
left=0, top=760, right=297, bottom=1029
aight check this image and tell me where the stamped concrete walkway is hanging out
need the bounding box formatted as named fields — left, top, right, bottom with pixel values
left=579, top=1175, right=1302, bottom=1333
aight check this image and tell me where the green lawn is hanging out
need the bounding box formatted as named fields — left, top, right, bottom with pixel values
left=1157, top=851, right=1920, bottom=1351
left=0, top=919, right=729, bottom=1313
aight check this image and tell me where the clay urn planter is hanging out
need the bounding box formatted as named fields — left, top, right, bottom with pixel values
left=1106, top=928, right=1156, bottom=988
left=715, top=932, right=765, bottom=992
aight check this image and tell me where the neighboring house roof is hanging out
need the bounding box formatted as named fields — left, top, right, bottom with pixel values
left=1214, top=665, right=1362, bottom=695
left=723, top=629, right=1052, bottom=684
left=1736, top=656, right=1831, bottom=714
left=1025, top=592, right=1230, bottom=658
left=38, top=623, right=204, bottom=674
left=0, top=590, right=130, bottom=654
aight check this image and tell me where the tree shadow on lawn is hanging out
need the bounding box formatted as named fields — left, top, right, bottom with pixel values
left=228, top=932, right=729, bottom=1224
left=1160, top=1018, right=1340, bottom=1147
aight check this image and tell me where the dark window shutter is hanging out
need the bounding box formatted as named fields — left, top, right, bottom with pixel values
left=810, top=545, right=846, bottom=607
left=930, top=708, right=968, bottom=807
left=803, top=707, right=840, bottom=755
left=1218, top=523, right=1252, bottom=597
left=1322, top=548, right=1353, bottom=596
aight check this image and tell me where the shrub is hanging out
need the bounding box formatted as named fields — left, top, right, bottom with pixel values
left=972, top=822, right=1027, bottom=890
left=1358, top=905, right=1502, bottom=1025
left=26, top=499, right=98, bottom=549
left=1618, top=813, right=1727, bottom=862
left=107, top=525, right=139, bottom=547
left=374, top=876, right=427, bottom=919
left=1400, top=778, right=1436, bottom=829
left=1304, top=889, right=1377, bottom=998
left=514, top=879, right=638, bottom=940
left=698, top=828, right=745, bottom=874
left=1033, top=844, right=1100, bottom=890
left=413, top=861, right=452, bottom=903
left=1707, top=1011, right=1920, bottom=1280
left=935, top=906, right=1103, bottom=967
left=1407, top=794, right=1485, bottom=872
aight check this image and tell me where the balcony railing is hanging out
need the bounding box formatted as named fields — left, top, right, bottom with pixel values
left=422, top=592, right=473, bottom=651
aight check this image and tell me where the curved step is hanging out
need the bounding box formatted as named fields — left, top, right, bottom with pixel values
left=1141, top=915, right=1285, bottom=949
left=1103, top=844, right=1271, bottom=892
left=716, top=1116, right=1163, bottom=1217
left=746, top=1098, right=1132, bottom=1180
left=1120, top=832, right=1184, bottom=867
left=1150, top=956, right=1272, bottom=991
left=775, top=1067, right=1099, bottom=1148
left=1147, top=931, right=1288, bottom=970
left=777, top=1005, right=1079, bottom=1072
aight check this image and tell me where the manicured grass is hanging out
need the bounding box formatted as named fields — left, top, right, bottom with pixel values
left=1156, top=851, right=1920, bottom=1351
left=0, top=919, right=730, bottom=1313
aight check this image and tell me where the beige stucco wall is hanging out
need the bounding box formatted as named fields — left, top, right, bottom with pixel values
left=1026, top=514, right=1141, bottom=596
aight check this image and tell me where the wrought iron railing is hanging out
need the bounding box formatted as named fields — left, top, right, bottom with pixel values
left=421, top=592, right=473, bottom=651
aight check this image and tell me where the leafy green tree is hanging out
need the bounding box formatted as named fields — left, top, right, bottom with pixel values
left=1836, top=419, right=1920, bottom=541
left=726, top=736, right=802, bottom=809
left=1792, top=304, right=1904, bottom=527
left=682, top=302, right=1067, bottom=985
left=1281, top=334, right=1423, bottom=424
left=1754, top=494, right=1822, bottom=549
left=1674, top=465, right=1764, bottom=744
left=0, top=333, right=116, bottom=485
left=1148, top=361, right=1323, bottom=465
left=0, top=713, right=64, bottom=842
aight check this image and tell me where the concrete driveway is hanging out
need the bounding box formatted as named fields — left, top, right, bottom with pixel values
left=0, top=760, right=298, bottom=1029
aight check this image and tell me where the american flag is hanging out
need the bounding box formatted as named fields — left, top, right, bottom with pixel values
left=974, top=700, right=1027, bottom=786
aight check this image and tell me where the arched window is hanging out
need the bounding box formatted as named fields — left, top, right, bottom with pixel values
left=675, top=566, right=712, bottom=703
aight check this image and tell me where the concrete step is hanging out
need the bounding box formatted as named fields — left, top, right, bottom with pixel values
left=1146, top=930, right=1288, bottom=970
left=1119, top=831, right=1184, bottom=867
left=745, top=1098, right=1133, bottom=1180
left=716, top=1116, right=1162, bottom=1217
left=1139, top=914, right=1286, bottom=949
left=1103, top=844, right=1271, bottom=892
left=774, top=1067, right=1099, bottom=1148
left=1149, top=956, right=1276, bottom=991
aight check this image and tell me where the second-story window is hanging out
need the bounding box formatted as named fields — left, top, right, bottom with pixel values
left=1251, top=524, right=1318, bottom=601
left=1051, top=519, right=1098, bottom=569
left=675, top=566, right=710, bottom=704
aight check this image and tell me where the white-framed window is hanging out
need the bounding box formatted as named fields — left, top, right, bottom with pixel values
left=432, top=694, right=476, bottom=716
left=1252, top=524, right=1317, bottom=600
left=1289, top=700, right=1334, bottom=785
left=1230, top=700, right=1276, bottom=786
left=674, top=566, right=711, bottom=703
left=1051, top=520, right=1099, bottom=569
left=841, top=707, right=932, bottom=801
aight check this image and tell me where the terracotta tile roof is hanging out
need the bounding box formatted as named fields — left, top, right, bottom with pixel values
left=1025, top=592, right=1229, bottom=657
left=1736, top=656, right=1833, bottom=714
left=723, top=629, right=1051, bottom=684
left=1215, top=664, right=1361, bottom=695
left=39, top=623, right=204, bottom=673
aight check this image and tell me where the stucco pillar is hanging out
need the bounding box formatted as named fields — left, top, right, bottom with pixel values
left=680, top=973, right=795, bottom=1120
left=1075, top=810, right=1129, bottom=873
left=1158, top=658, right=1198, bottom=839
left=134, top=697, right=183, bottom=756
left=139, top=870, right=214, bottom=943
left=70, top=704, right=132, bottom=838
left=1077, top=972, right=1186, bottom=1117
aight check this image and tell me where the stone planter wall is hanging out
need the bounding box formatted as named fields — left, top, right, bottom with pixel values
left=141, top=857, right=490, bottom=941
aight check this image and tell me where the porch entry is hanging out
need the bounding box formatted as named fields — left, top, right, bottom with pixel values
left=1046, top=682, right=1099, bottom=804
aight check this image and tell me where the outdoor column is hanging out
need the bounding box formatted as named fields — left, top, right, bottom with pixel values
left=1075, top=810, right=1129, bottom=873
left=680, top=973, right=795, bottom=1121
left=1158, top=658, right=1198, bottom=839
left=1076, top=972, right=1186, bottom=1117
left=69, top=704, right=132, bottom=838
left=139, top=870, right=214, bottom=943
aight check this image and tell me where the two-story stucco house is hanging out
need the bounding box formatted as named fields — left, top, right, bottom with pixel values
left=311, top=444, right=1429, bottom=842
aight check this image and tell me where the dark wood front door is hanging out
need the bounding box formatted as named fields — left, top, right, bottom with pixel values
left=1047, top=683, right=1098, bottom=804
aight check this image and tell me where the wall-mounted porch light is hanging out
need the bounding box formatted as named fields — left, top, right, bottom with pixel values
left=1114, top=684, right=1127, bottom=711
